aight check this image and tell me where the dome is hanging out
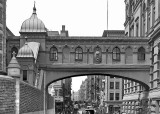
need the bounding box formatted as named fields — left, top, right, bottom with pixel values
left=20, top=3, right=46, bottom=33
left=17, top=43, right=34, bottom=58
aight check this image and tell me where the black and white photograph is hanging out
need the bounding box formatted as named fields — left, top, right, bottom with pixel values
left=0, top=0, right=159, bottom=114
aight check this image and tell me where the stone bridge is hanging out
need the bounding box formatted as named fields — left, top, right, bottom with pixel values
left=39, top=64, right=150, bottom=90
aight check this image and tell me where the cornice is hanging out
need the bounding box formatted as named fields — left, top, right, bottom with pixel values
left=46, top=36, right=149, bottom=42
left=39, top=64, right=150, bottom=71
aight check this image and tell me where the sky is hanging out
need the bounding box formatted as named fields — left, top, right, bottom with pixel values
left=72, top=76, right=87, bottom=92
left=6, top=0, right=125, bottom=36
left=6, top=0, right=125, bottom=91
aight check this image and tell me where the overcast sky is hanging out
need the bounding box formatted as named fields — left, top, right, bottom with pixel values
left=6, top=0, right=125, bottom=36
left=7, top=0, right=125, bottom=91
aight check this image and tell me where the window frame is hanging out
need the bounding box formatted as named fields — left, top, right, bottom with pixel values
left=110, top=82, right=114, bottom=89
left=138, top=47, right=145, bottom=61
left=110, top=93, right=114, bottom=100
left=115, top=93, right=120, bottom=100
left=75, top=47, right=83, bottom=61
left=50, top=46, right=58, bottom=61
left=115, top=82, right=120, bottom=89
left=112, top=47, right=120, bottom=61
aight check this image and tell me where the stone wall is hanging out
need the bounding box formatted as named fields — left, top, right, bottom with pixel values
left=20, top=81, right=54, bottom=114
left=0, top=76, right=16, bottom=114
left=20, top=81, right=44, bottom=113
left=0, top=75, right=54, bottom=114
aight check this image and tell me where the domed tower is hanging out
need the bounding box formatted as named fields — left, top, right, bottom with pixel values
left=19, top=3, right=47, bottom=35
left=19, top=2, right=46, bottom=51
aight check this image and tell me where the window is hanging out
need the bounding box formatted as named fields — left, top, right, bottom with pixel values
left=110, top=93, right=114, bottom=100
left=110, top=82, right=114, bottom=89
left=130, top=25, right=134, bottom=36
left=143, top=20, right=145, bottom=36
left=148, top=16, right=150, bottom=32
left=115, top=82, right=120, bottom=89
left=75, top=47, right=83, bottom=61
left=112, top=47, right=120, bottom=61
left=50, top=46, right=58, bottom=61
left=138, top=47, right=145, bottom=60
left=23, top=70, right=27, bottom=82
left=11, top=47, right=18, bottom=58
left=152, top=0, right=155, bottom=26
left=136, top=23, right=139, bottom=37
left=115, top=93, right=120, bottom=100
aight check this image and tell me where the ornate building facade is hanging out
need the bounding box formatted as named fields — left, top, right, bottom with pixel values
left=123, top=0, right=160, bottom=113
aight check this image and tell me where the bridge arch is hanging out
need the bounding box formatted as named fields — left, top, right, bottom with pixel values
left=46, top=73, right=149, bottom=91
left=43, top=64, right=150, bottom=91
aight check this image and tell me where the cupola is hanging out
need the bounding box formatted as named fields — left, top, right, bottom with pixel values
left=17, top=43, right=34, bottom=58
left=19, top=2, right=47, bottom=33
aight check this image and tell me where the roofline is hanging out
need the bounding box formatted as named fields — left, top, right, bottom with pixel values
left=6, top=27, right=15, bottom=36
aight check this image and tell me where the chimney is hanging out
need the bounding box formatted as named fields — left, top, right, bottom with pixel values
left=62, top=25, right=65, bottom=31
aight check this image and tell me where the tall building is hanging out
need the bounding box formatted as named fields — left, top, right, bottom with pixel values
left=0, top=0, right=6, bottom=72
left=104, top=76, right=123, bottom=114
left=79, top=79, right=87, bottom=102
left=123, top=0, right=160, bottom=114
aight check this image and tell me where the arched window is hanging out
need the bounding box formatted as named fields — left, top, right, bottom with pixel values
left=50, top=46, right=58, bottom=61
left=75, top=47, right=83, bottom=61
left=94, top=46, right=102, bottom=64
left=138, top=47, right=145, bottom=61
left=11, top=47, right=18, bottom=58
left=112, top=47, right=120, bottom=61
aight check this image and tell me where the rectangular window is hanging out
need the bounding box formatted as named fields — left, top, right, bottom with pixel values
left=110, top=93, right=114, bottom=100
left=115, top=82, right=120, bottom=89
left=115, top=93, right=120, bottom=100
left=143, top=21, right=145, bottom=36
left=152, top=5, right=155, bottom=26
left=23, top=70, right=27, bottom=81
left=136, top=23, right=139, bottom=37
left=148, top=16, right=150, bottom=32
left=110, top=82, right=114, bottom=89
